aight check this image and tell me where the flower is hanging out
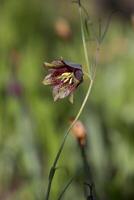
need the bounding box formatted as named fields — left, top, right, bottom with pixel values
left=54, top=18, right=72, bottom=40
left=42, top=58, right=83, bottom=102
left=70, top=119, right=87, bottom=146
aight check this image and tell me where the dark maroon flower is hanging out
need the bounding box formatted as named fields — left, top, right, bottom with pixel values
left=42, top=59, right=83, bottom=102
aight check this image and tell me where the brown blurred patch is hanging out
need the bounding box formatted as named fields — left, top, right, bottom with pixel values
left=54, top=18, right=72, bottom=40
left=95, top=0, right=134, bottom=19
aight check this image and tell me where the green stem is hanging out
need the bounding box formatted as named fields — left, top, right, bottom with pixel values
left=83, top=71, right=90, bottom=79
left=45, top=80, right=93, bottom=200
left=79, top=6, right=90, bottom=77
left=45, top=1, right=95, bottom=199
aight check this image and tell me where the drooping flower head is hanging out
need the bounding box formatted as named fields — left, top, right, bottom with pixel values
left=42, top=58, right=83, bottom=102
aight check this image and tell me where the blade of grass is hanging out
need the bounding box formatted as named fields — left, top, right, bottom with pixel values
left=57, top=178, right=74, bottom=200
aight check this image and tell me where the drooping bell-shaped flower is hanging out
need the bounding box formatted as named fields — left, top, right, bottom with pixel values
left=42, top=58, right=83, bottom=102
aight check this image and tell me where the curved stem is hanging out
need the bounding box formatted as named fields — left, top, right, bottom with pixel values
left=83, top=71, right=90, bottom=79
left=45, top=79, right=93, bottom=200
left=54, top=79, right=93, bottom=168
left=92, top=43, right=100, bottom=81
left=79, top=6, right=90, bottom=77
left=45, top=1, right=100, bottom=199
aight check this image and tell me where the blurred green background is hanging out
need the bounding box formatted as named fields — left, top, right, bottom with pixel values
left=0, top=0, right=134, bottom=199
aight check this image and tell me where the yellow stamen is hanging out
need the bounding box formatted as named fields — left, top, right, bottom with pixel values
left=58, top=72, right=74, bottom=83
left=63, top=78, right=70, bottom=83
left=69, top=78, right=73, bottom=84
left=60, top=72, right=72, bottom=78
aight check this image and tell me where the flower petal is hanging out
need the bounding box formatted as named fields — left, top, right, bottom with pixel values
left=69, top=93, right=74, bottom=104
left=44, top=60, right=64, bottom=68
left=52, top=83, right=76, bottom=101
left=51, top=60, right=64, bottom=67
left=74, top=69, right=83, bottom=82
left=42, top=74, right=53, bottom=85
left=63, top=60, right=82, bottom=70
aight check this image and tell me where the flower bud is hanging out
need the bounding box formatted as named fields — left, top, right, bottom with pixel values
left=71, top=120, right=87, bottom=146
